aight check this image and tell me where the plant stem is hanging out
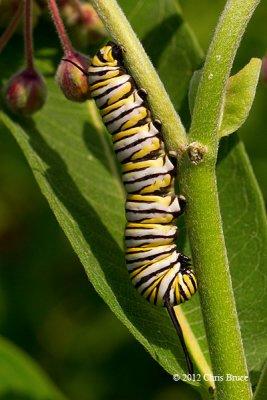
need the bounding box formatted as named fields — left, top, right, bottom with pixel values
left=180, top=162, right=250, bottom=400
left=180, top=1, right=260, bottom=399
left=0, top=1, right=23, bottom=54
left=47, top=0, right=73, bottom=55
left=90, top=0, right=187, bottom=153
left=24, top=0, right=34, bottom=70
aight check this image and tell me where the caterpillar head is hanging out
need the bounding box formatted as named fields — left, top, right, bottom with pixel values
left=96, top=41, right=123, bottom=66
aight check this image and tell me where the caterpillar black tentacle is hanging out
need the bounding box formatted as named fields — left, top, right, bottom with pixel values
left=165, top=300, right=194, bottom=375
left=65, top=42, right=198, bottom=373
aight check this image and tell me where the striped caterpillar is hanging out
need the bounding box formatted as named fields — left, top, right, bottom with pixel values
left=64, top=42, right=197, bottom=373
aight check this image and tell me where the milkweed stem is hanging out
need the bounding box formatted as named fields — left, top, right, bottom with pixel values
left=24, top=0, right=34, bottom=70
left=47, top=0, right=73, bottom=55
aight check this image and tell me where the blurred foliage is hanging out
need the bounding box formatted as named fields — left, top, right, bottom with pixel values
left=0, top=1, right=266, bottom=400
left=0, top=336, right=66, bottom=400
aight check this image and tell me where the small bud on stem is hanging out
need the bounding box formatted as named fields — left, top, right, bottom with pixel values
left=5, top=68, right=47, bottom=116
left=56, top=51, right=90, bottom=102
left=48, top=0, right=90, bottom=102
left=4, top=0, right=47, bottom=115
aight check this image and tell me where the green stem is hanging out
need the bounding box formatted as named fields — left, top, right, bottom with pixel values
left=90, top=0, right=187, bottom=153
left=180, top=1, right=260, bottom=399
left=180, top=162, right=250, bottom=400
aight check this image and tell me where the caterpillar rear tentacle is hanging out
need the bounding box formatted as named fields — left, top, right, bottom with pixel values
left=165, top=299, right=194, bottom=375
left=64, top=42, right=198, bottom=374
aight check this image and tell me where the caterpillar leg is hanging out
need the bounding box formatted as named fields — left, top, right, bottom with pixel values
left=137, top=88, right=148, bottom=101
left=154, top=119, right=162, bottom=132
left=177, top=195, right=186, bottom=216
left=168, top=151, right=178, bottom=171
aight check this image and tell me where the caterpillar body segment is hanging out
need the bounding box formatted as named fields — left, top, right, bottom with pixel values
left=125, top=194, right=181, bottom=224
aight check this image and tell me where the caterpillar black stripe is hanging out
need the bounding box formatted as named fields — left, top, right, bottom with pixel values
left=63, top=41, right=197, bottom=374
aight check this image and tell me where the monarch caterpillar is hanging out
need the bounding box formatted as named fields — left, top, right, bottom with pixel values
left=63, top=41, right=197, bottom=374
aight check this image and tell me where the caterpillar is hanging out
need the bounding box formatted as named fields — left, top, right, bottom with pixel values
left=63, top=41, right=197, bottom=374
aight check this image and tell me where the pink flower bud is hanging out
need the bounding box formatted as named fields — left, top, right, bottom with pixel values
left=77, top=4, right=106, bottom=44
left=60, top=3, right=106, bottom=47
left=5, top=68, right=47, bottom=116
left=56, top=51, right=90, bottom=102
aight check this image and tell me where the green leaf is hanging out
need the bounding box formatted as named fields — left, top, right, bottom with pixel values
left=219, top=58, right=262, bottom=137
left=253, top=361, right=267, bottom=400
left=216, top=135, right=267, bottom=373
left=0, top=336, right=67, bottom=400
left=188, top=69, right=202, bottom=116
left=188, top=58, right=262, bottom=137
left=0, top=0, right=266, bottom=395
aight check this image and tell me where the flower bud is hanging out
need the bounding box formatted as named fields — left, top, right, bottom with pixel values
left=5, top=68, right=47, bottom=116
left=77, top=3, right=106, bottom=43
left=60, top=3, right=106, bottom=47
left=56, top=51, right=90, bottom=102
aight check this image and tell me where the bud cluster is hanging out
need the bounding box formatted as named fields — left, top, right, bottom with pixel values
left=60, top=1, right=106, bottom=48
left=0, top=0, right=103, bottom=116
left=1, top=0, right=47, bottom=116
